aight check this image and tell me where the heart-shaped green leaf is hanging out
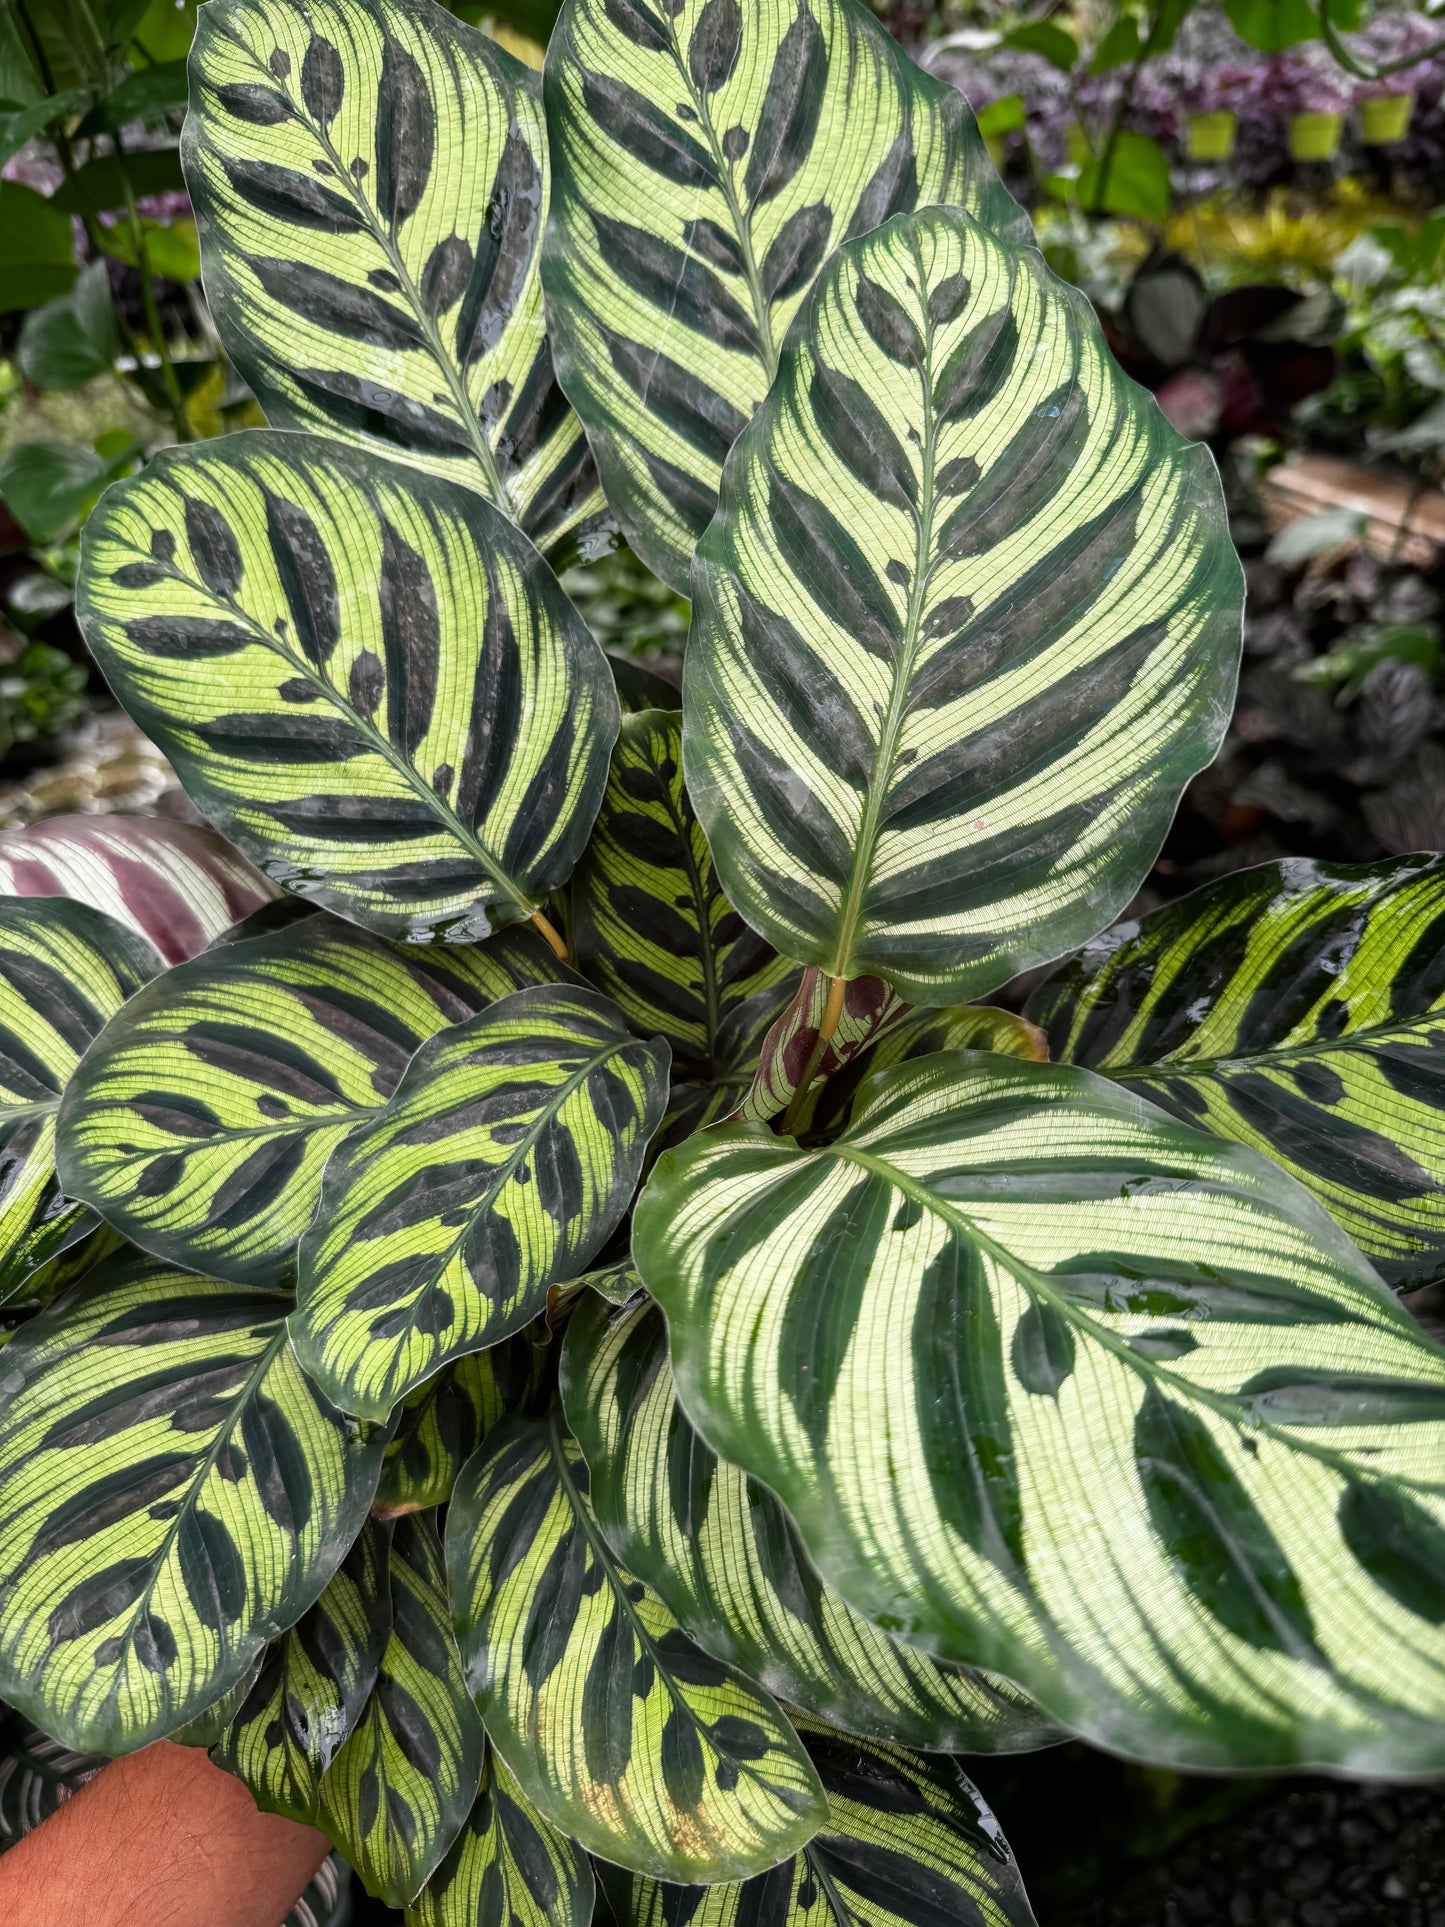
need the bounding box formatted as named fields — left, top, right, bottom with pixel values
left=0, top=897, right=159, bottom=1305
left=447, top=1412, right=827, bottom=1881
left=317, top=1511, right=484, bottom=1907
left=292, top=984, right=669, bottom=1418
left=375, top=1333, right=545, bottom=1517
left=542, top=0, right=1027, bottom=590
left=562, top=1290, right=1058, bottom=1754
left=686, top=206, right=1243, bottom=1003
left=406, top=1746, right=595, bottom=1927
left=0, top=1251, right=387, bottom=1755
left=75, top=431, right=618, bottom=941
left=186, top=0, right=605, bottom=561
left=634, top=1052, right=1445, bottom=1773
left=56, top=911, right=560, bottom=1287
left=1028, top=856, right=1445, bottom=1290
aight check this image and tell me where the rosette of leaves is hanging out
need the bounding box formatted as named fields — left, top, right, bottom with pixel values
left=0, top=0, right=1443, bottom=1916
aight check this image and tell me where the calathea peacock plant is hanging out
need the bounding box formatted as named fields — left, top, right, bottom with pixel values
left=0, top=0, right=1442, bottom=1917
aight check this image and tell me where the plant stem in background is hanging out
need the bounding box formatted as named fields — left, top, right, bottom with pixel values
left=113, top=130, right=192, bottom=443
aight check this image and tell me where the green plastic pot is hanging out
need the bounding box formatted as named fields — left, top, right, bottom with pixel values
left=1359, top=93, right=1415, bottom=144
left=1186, top=110, right=1237, bottom=161
left=1288, top=110, right=1344, bottom=161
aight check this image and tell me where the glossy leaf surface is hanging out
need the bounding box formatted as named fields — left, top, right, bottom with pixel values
left=186, top=0, right=604, bottom=560
left=635, top=1053, right=1445, bottom=1773
left=374, top=1334, right=543, bottom=1516
left=542, top=0, right=1026, bottom=590
left=293, top=984, right=668, bottom=1418
left=563, top=1291, right=1057, bottom=1754
left=447, top=1413, right=826, bottom=1880
left=1028, top=856, right=1445, bottom=1290
left=739, top=968, right=907, bottom=1128
left=56, top=912, right=559, bottom=1286
left=687, top=207, right=1243, bottom=1003
left=76, top=432, right=617, bottom=941
left=0, top=1253, right=386, bottom=1755
left=406, top=1747, right=595, bottom=1927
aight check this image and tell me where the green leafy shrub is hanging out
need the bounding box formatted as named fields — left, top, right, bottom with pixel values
left=0, top=0, right=1442, bottom=1919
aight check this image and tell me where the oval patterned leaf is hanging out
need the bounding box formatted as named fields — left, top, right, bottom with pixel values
left=598, top=1713, right=1037, bottom=1927
left=562, top=1290, right=1058, bottom=1755
left=542, top=0, right=1027, bottom=591
left=374, top=1332, right=545, bottom=1516
left=1027, top=855, right=1445, bottom=1292
left=0, top=1251, right=387, bottom=1755
left=212, top=1515, right=394, bottom=1824
left=571, top=708, right=797, bottom=1143
left=0, top=898, right=159, bottom=1305
left=186, top=0, right=604, bottom=561
left=686, top=205, right=1244, bottom=1004
left=635, top=1052, right=1445, bottom=1773
left=317, top=1510, right=484, bottom=1907
left=293, top=984, right=669, bottom=1419
left=447, top=1413, right=827, bottom=1881
left=56, top=911, right=560, bottom=1287
left=406, top=1746, right=595, bottom=1927
left=75, top=431, right=618, bottom=941
left=0, top=817, right=278, bottom=966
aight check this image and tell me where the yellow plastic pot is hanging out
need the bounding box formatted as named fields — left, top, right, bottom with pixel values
left=1288, top=110, right=1344, bottom=161
left=1359, top=93, right=1415, bottom=144
left=1187, top=110, right=1237, bottom=161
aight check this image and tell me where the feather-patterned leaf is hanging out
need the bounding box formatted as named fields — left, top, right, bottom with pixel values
left=406, top=1747, right=594, bottom=1927
left=0, top=1251, right=386, bottom=1755
left=597, top=1712, right=1037, bottom=1927
left=634, top=1052, right=1445, bottom=1773
left=686, top=206, right=1243, bottom=1004
left=571, top=708, right=796, bottom=1144
left=447, top=1412, right=827, bottom=1881
left=374, top=1332, right=545, bottom=1516
left=55, top=911, right=560, bottom=1287
left=317, top=1511, right=484, bottom=1907
left=0, top=1711, right=103, bottom=1848
left=562, top=1290, right=1058, bottom=1754
left=0, top=898, right=158, bottom=1306
left=0, top=818, right=278, bottom=966
left=292, top=984, right=668, bottom=1419
left=75, top=432, right=617, bottom=941
left=212, top=1515, right=394, bottom=1823
left=1027, top=856, right=1445, bottom=1291
left=542, top=0, right=1027, bottom=590
left=185, top=0, right=605, bottom=561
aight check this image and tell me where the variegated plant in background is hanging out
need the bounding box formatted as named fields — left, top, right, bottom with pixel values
left=0, top=0, right=1442, bottom=1920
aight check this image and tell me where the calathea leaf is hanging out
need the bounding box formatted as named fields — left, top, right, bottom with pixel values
left=0, top=897, right=159, bottom=1305
left=635, top=1052, right=1445, bottom=1774
left=293, top=984, right=669, bottom=1419
left=738, top=968, right=908, bottom=1130
left=542, top=0, right=1027, bottom=591
left=598, top=1712, right=1038, bottom=1926
left=0, top=1251, right=387, bottom=1755
left=76, top=431, right=618, bottom=942
left=212, top=1515, right=394, bottom=1824
left=55, top=911, right=560, bottom=1287
left=374, top=1331, right=545, bottom=1516
left=686, top=206, right=1243, bottom=1004
left=0, top=1711, right=103, bottom=1848
left=562, top=1291, right=1058, bottom=1754
left=406, top=1747, right=595, bottom=1927
left=317, top=1511, right=484, bottom=1907
left=1027, top=855, right=1445, bottom=1291
left=185, top=0, right=605, bottom=562
left=169, top=1653, right=267, bottom=1749
left=571, top=708, right=797, bottom=1145
left=447, top=1413, right=827, bottom=1880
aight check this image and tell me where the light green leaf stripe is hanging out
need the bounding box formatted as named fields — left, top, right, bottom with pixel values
left=317, top=1511, right=484, bottom=1908
left=542, top=0, right=1028, bottom=591
left=571, top=708, right=796, bottom=1145
left=213, top=1516, right=394, bottom=1824
left=56, top=912, right=560, bottom=1287
left=686, top=205, right=1243, bottom=1004
left=75, top=431, right=618, bottom=942
left=406, top=1747, right=595, bottom=1927
left=0, top=898, right=158, bottom=1305
left=562, top=1291, right=1058, bottom=1755
left=598, top=1712, right=1038, bottom=1927
left=0, top=1251, right=386, bottom=1756
left=447, top=1413, right=827, bottom=1881
left=635, top=1051, right=1445, bottom=1774
left=1027, top=855, right=1445, bottom=1291
left=293, top=984, right=669, bottom=1419
left=186, top=0, right=606, bottom=561
left=374, top=1334, right=544, bottom=1516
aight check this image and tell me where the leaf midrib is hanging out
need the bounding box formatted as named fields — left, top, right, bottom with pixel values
left=1104, top=1012, right=1445, bottom=1084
